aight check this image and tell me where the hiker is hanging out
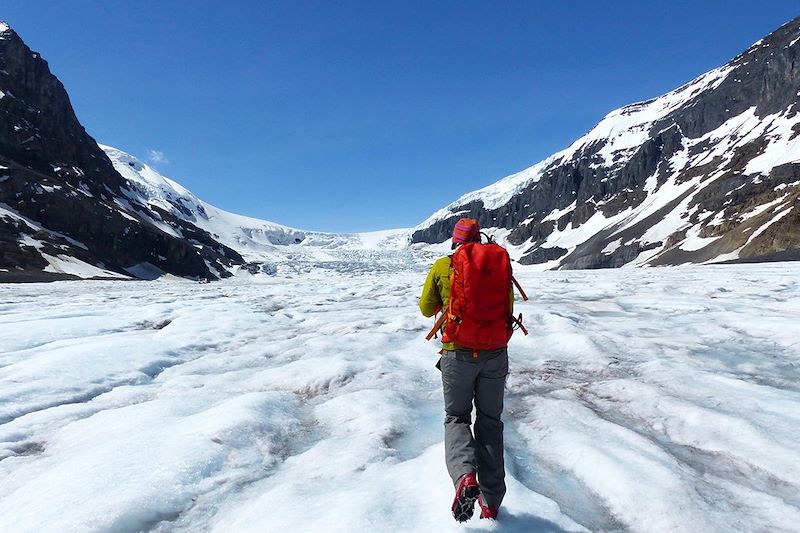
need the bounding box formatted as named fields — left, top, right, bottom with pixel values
left=419, top=218, right=525, bottom=522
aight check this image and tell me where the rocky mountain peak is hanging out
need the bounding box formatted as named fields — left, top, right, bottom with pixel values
left=412, top=16, right=800, bottom=269
left=0, top=25, right=243, bottom=281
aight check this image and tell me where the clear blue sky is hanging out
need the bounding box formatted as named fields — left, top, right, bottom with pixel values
left=3, top=1, right=799, bottom=232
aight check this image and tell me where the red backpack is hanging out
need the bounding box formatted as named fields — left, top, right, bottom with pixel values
left=426, top=239, right=528, bottom=352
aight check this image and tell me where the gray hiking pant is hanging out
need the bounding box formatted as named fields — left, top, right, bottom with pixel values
left=440, top=347, right=508, bottom=507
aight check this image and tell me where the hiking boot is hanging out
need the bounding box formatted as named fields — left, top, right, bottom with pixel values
left=478, top=495, right=499, bottom=520
left=451, top=472, right=480, bottom=522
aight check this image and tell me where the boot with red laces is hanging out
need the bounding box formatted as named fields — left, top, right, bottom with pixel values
left=451, top=472, right=480, bottom=522
left=478, top=494, right=499, bottom=520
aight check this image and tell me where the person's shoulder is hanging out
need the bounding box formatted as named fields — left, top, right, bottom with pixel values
left=434, top=255, right=451, bottom=269
left=426, top=255, right=450, bottom=276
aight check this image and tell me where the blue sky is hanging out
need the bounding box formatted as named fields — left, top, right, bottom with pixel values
left=3, top=2, right=799, bottom=232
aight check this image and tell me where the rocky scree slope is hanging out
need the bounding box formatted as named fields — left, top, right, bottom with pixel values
left=0, top=22, right=243, bottom=281
left=413, top=17, right=800, bottom=269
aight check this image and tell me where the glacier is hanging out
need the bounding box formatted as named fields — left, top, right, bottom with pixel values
left=1, top=257, right=798, bottom=532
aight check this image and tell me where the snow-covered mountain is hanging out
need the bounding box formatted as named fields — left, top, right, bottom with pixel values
left=5, top=15, right=800, bottom=281
left=0, top=23, right=247, bottom=281
left=0, top=21, right=408, bottom=281
left=103, top=146, right=308, bottom=253
left=413, top=17, right=800, bottom=269
left=102, top=145, right=409, bottom=261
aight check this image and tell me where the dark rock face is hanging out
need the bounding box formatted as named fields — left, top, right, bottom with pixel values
left=518, top=246, right=567, bottom=265
left=412, top=17, right=800, bottom=268
left=0, top=25, right=243, bottom=281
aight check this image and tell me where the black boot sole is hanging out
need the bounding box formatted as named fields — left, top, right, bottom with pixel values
left=452, top=485, right=480, bottom=523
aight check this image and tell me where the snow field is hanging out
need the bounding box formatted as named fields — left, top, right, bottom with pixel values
left=1, top=260, right=799, bottom=532
left=504, top=265, right=800, bottom=532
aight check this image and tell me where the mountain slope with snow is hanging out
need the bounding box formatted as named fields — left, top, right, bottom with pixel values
left=413, top=17, right=800, bottom=269
left=103, top=146, right=309, bottom=254
left=0, top=23, right=245, bottom=282
left=5, top=15, right=800, bottom=280
left=0, top=20, right=410, bottom=282
left=101, top=146, right=412, bottom=262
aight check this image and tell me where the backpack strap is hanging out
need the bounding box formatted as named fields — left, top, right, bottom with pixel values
left=511, top=313, right=529, bottom=336
left=512, top=276, right=529, bottom=301
left=426, top=312, right=448, bottom=341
